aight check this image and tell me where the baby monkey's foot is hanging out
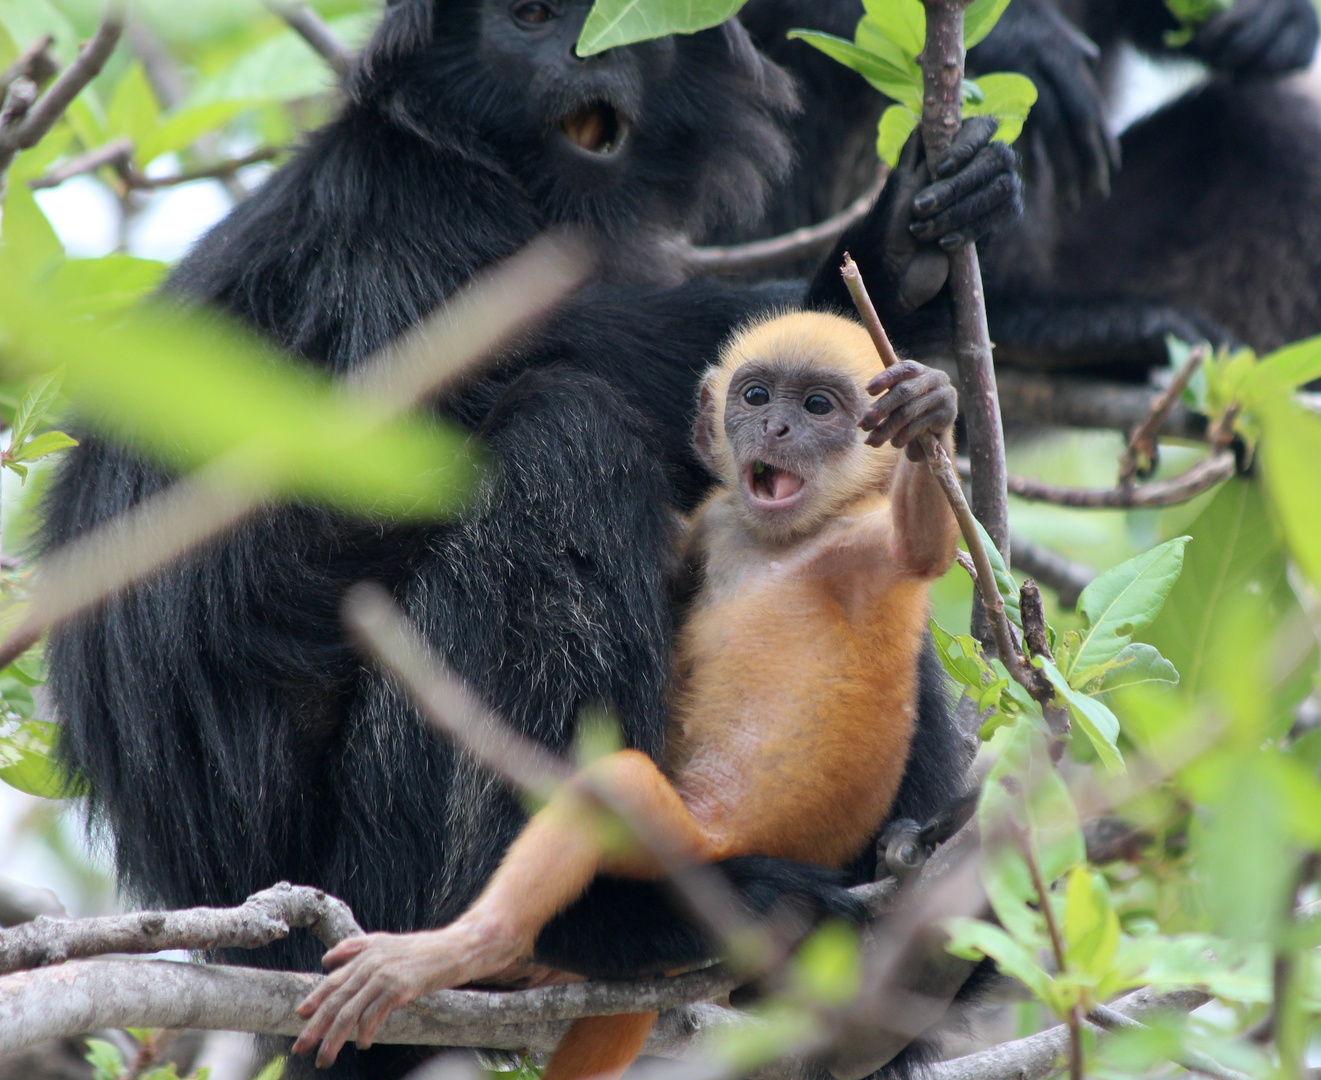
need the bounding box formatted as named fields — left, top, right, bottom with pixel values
left=293, top=916, right=529, bottom=1067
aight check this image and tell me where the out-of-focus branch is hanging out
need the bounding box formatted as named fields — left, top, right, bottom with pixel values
left=683, top=171, right=887, bottom=275
left=925, top=988, right=1212, bottom=1080
left=992, top=368, right=1208, bottom=438
left=1118, top=345, right=1207, bottom=484
left=0, top=8, right=125, bottom=178
left=971, top=450, right=1236, bottom=509
left=0, top=36, right=58, bottom=99
left=0, top=877, right=65, bottom=928
left=29, top=143, right=282, bottom=191
left=1009, top=535, right=1094, bottom=609
left=0, top=233, right=593, bottom=672
left=1085, top=1003, right=1252, bottom=1080
left=261, top=0, right=354, bottom=79
left=0, top=883, right=361, bottom=976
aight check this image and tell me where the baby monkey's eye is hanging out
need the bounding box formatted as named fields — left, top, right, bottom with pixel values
left=804, top=394, right=834, bottom=415
left=744, top=386, right=770, bottom=406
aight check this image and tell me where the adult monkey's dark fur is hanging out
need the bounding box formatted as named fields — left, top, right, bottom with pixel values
left=43, top=2, right=1019, bottom=1076
left=736, top=0, right=1321, bottom=374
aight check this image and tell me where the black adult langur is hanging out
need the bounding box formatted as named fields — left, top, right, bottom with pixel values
left=42, top=2, right=1020, bottom=1077
left=734, top=0, right=1321, bottom=374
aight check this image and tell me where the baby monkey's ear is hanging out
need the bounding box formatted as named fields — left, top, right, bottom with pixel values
left=693, top=383, right=722, bottom=474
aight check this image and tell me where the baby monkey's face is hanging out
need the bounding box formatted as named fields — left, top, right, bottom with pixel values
left=723, top=359, right=866, bottom=531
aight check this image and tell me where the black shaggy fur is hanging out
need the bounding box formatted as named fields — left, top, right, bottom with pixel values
left=732, top=0, right=1321, bottom=375
left=42, top=2, right=1015, bottom=1077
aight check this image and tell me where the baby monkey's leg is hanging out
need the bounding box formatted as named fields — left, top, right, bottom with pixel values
left=295, top=749, right=717, bottom=1067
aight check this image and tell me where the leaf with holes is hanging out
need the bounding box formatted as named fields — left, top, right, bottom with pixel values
left=1068, top=537, right=1189, bottom=677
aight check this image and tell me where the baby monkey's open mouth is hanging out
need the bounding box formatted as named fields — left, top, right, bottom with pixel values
left=561, top=101, right=628, bottom=155
left=746, top=460, right=805, bottom=504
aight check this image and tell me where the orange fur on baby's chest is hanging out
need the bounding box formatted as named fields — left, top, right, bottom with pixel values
left=667, top=512, right=931, bottom=869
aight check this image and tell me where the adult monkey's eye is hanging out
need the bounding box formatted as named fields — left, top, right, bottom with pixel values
left=804, top=394, right=833, bottom=415
left=743, top=386, right=770, bottom=406
left=512, top=1, right=554, bottom=25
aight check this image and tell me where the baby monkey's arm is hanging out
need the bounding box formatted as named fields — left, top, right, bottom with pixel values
left=859, top=359, right=959, bottom=577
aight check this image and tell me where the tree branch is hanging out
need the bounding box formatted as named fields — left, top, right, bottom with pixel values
left=925, top=988, right=1212, bottom=1080
left=1009, top=536, right=1094, bottom=609
left=918, top=0, right=1010, bottom=646
left=0, top=36, right=58, bottom=99
left=1118, top=345, right=1207, bottom=484
left=1086, top=1003, right=1253, bottom=1080
left=29, top=143, right=281, bottom=192
left=261, top=1, right=353, bottom=79
left=974, top=450, right=1236, bottom=509
left=683, top=172, right=887, bottom=275
left=0, top=883, right=362, bottom=975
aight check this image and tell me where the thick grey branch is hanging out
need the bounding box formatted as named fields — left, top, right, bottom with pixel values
left=0, top=883, right=362, bottom=976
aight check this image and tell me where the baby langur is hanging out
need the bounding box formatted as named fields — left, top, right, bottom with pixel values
left=294, top=311, right=960, bottom=1076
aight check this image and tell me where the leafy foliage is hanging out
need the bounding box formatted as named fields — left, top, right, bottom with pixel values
left=577, top=0, right=747, bottom=55
left=789, top=0, right=1037, bottom=165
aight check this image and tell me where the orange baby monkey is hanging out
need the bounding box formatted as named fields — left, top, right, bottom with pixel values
left=294, top=310, right=961, bottom=1075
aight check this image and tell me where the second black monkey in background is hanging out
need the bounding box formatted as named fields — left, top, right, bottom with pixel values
left=733, top=0, right=1321, bottom=373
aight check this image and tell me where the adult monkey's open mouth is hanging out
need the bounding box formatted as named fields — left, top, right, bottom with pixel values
left=561, top=101, right=629, bottom=155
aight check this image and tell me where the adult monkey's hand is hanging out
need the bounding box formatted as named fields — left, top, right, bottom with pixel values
left=1188, top=0, right=1319, bottom=75
left=873, top=117, right=1023, bottom=313
left=968, top=0, right=1117, bottom=204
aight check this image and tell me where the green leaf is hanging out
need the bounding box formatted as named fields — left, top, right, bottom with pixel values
left=1090, top=643, right=1179, bottom=692
left=1256, top=391, right=1321, bottom=592
left=876, top=103, right=918, bottom=167
left=1063, top=865, right=1120, bottom=979
left=930, top=618, right=993, bottom=691
left=2, top=181, right=63, bottom=281
left=0, top=720, right=71, bottom=798
left=964, top=0, right=1015, bottom=47
left=0, top=0, right=81, bottom=65
left=944, top=916, right=1057, bottom=1004
left=83, top=1038, right=126, bottom=1080
left=1069, top=536, right=1190, bottom=676
left=251, top=1058, right=286, bottom=1080
left=969, top=515, right=1021, bottom=625
left=1039, top=657, right=1126, bottom=773
left=138, top=102, right=251, bottom=166
left=788, top=31, right=921, bottom=106
left=0, top=280, right=482, bottom=517
left=9, top=370, right=64, bottom=449
left=979, top=717, right=1085, bottom=942
left=861, top=0, right=924, bottom=57
left=48, top=256, right=169, bottom=316
left=1144, top=481, right=1297, bottom=699
left=963, top=72, right=1038, bottom=147
left=577, top=0, right=746, bottom=56
left=11, top=430, right=79, bottom=463
left=107, top=65, right=163, bottom=155
left=793, top=920, right=863, bottom=1005
left=1244, top=333, right=1321, bottom=394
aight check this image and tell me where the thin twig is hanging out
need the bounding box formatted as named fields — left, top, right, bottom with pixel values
left=261, top=0, right=353, bottom=78
left=684, top=170, right=888, bottom=274
left=840, top=257, right=1047, bottom=712
left=29, top=144, right=282, bottom=191
left=1118, top=344, right=1208, bottom=484
left=0, top=36, right=58, bottom=98
left=1014, top=823, right=1083, bottom=1080
left=918, top=0, right=1010, bottom=647
left=975, top=450, right=1236, bottom=509
left=0, top=8, right=124, bottom=161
